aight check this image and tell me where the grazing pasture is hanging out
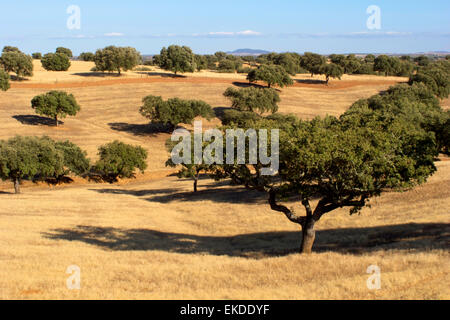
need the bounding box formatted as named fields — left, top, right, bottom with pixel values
left=0, top=61, right=448, bottom=299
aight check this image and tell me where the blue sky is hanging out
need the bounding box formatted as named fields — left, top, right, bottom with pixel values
left=0, top=0, right=449, bottom=55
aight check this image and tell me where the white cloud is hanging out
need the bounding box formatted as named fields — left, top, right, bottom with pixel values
left=104, top=32, right=124, bottom=37
left=206, top=30, right=261, bottom=37
left=236, top=30, right=261, bottom=36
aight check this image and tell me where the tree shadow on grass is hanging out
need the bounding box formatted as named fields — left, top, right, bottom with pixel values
left=232, top=81, right=267, bottom=89
left=108, top=122, right=173, bottom=136
left=91, top=182, right=267, bottom=205
left=212, top=106, right=232, bottom=119
left=12, top=115, right=62, bottom=126
left=42, top=223, right=450, bottom=258
left=134, top=71, right=186, bottom=78
left=295, top=79, right=327, bottom=85
left=72, top=72, right=121, bottom=77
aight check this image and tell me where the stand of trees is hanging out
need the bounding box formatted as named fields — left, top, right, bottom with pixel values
left=78, top=52, right=95, bottom=61
left=139, top=95, right=214, bottom=131
left=0, top=47, right=33, bottom=79
left=223, top=87, right=280, bottom=114
left=31, top=91, right=81, bottom=126
left=94, top=46, right=141, bottom=75
left=0, top=136, right=88, bottom=194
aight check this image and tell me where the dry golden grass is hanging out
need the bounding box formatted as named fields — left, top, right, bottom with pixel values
left=0, top=63, right=448, bottom=300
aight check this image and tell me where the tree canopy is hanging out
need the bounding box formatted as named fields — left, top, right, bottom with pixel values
left=301, top=52, right=326, bottom=76
left=0, top=136, right=66, bottom=193
left=41, top=53, right=71, bottom=71
left=94, top=46, right=141, bottom=75
left=247, top=64, right=293, bottom=88
left=139, top=95, right=214, bottom=130
left=55, top=47, right=73, bottom=58
left=78, top=52, right=95, bottom=61
left=31, top=91, right=81, bottom=126
left=159, top=45, right=196, bottom=75
left=0, top=51, right=33, bottom=79
left=223, top=87, right=280, bottom=114
left=319, top=63, right=344, bottom=84
left=94, top=141, right=148, bottom=183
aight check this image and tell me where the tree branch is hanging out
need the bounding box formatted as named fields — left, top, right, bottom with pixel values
left=269, top=189, right=305, bottom=225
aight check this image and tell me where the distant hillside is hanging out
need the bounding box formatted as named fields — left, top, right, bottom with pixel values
left=227, top=49, right=271, bottom=56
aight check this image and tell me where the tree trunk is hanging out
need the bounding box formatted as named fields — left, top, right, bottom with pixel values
left=326, top=76, right=329, bottom=85
left=193, top=171, right=200, bottom=193
left=55, top=114, right=58, bottom=127
left=268, top=83, right=271, bottom=88
left=14, top=178, right=21, bottom=194
left=300, top=218, right=316, bottom=254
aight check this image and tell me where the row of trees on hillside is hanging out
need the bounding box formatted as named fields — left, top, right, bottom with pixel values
left=0, top=136, right=148, bottom=194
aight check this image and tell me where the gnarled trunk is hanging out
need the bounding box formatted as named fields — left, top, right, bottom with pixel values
left=14, top=178, right=20, bottom=194
left=300, top=217, right=316, bottom=254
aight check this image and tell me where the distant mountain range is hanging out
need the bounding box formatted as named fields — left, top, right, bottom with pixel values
left=226, top=49, right=271, bottom=56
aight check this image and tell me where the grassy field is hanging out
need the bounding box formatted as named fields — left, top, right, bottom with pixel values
left=0, top=61, right=448, bottom=299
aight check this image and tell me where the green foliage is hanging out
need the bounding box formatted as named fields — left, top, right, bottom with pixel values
left=258, top=52, right=302, bottom=76
left=220, top=109, right=262, bottom=126
left=41, top=53, right=71, bottom=71
left=374, top=55, right=401, bottom=76
left=32, top=52, right=42, bottom=60
left=223, top=87, right=280, bottom=114
left=364, top=54, right=376, bottom=63
left=0, top=51, right=33, bottom=79
left=159, top=45, right=196, bottom=75
left=414, top=55, right=430, bottom=67
left=2, top=46, right=20, bottom=53
left=139, top=95, right=214, bottom=130
left=319, top=63, right=344, bottom=84
left=55, top=47, right=73, bottom=58
left=247, top=64, right=293, bottom=88
left=54, top=140, right=90, bottom=178
left=94, top=46, right=141, bottom=75
left=409, top=61, right=450, bottom=99
left=78, top=52, right=95, bottom=61
left=217, top=59, right=241, bottom=73
left=194, top=54, right=208, bottom=71
left=94, top=141, right=148, bottom=182
left=300, top=52, right=326, bottom=76
left=0, top=136, right=65, bottom=193
left=0, top=69, right=10, bottom=91
left=31, top=91, right=81, bottom=126
left=344, top=83, right=448, bottom=153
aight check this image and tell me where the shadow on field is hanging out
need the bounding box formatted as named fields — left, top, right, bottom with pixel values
left=232, top=81, right=267, bottom=89
left=108, top=122, right=173, bottom=136
left=12, top=115, right=62, bottom=126
left=42, top=223, right=450, bottom=258
left=72, top=72, right=120, bottom=77
left=134, top=71, right=186, bottom=78
left=296, top=79, right=327, bottom=85
left=91, top=181, right=267, bottom=205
